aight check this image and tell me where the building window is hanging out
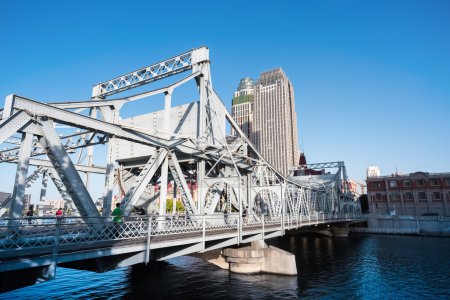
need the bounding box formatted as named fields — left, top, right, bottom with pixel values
left=432, top=192, right=441, bottom=200
left=403, top=180, right=411, bottom=187
left=390, top=193, right=400, bottom=201
left=446, top=178, right=450, bottom=186
left=416, top=179, right=425, bottom=187
left=418, top=192, right=427, bottom=200
left=372, top=181, right=383, bottom=188
left=430, top=178, right=439, bottom=186
left=376, top=193, right=382, bottom=200
left=389, top=181, right=397, bottom=188
left=405, top=192, right=413, bottom=200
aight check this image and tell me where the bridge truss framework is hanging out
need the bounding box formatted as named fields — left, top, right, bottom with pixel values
left=0, top=46, right=361, bottom=239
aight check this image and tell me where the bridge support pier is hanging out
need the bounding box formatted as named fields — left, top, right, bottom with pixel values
left=223, top=241, right=297, bottom=275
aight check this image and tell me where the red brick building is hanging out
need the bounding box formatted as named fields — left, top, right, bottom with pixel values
left=366, top=172, right=450, bottom=216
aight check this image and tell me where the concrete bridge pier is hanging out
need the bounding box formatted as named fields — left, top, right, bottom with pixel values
left=215, top=241, right=297, bottom=275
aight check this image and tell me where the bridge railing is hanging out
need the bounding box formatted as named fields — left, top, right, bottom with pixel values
left=0, top=213, right=365, bottom=254
left=0, top=214, right=240, bottom=252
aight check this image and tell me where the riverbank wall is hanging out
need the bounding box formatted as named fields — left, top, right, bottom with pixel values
left=351, top=214, right=450, bottom=236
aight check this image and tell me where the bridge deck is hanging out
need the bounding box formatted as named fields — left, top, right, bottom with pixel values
left=0, top=213, right=365, bottom=272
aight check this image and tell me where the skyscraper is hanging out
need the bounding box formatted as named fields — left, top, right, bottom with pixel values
left=232, top=68, right=300, bottom=176
left=231, top=77, right=254, bottom=139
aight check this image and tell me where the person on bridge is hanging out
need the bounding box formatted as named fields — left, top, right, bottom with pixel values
left=112, top=203, right=124, bottom=238
left=112, top=203, right=124, bottom=223
left=55, top=208, right=63, bottom=218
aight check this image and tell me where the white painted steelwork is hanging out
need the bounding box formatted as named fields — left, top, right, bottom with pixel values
left=0, top=46, right=361, bottom=278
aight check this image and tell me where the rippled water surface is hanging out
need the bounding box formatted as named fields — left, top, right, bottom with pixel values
left=1, top=235, right=449, bottom=299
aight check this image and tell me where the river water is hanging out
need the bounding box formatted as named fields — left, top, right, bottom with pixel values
left=1, top=234, right=449, bottom=299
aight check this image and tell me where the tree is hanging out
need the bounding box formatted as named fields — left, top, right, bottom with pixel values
left=165, top=199, right=185, bottom=213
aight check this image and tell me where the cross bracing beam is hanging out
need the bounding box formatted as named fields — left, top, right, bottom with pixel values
left=121, top=148, right=168, bottom=216
left=91, top=47, right=208, bottom=98
left=0, top=110, right=32, bottom=145
left=46, top=168, right=77, bottom=214
left=50, top=99, right=121, bottom=110
left=167, top=152, right=197, bottom=216
left=23, top=158, right=107, bottom=174
left=203, top=181, right=225, bottom=214
left=291, top=161, right=344, bottom=171
left=37, top=119, right=100, bottom=219
left=5, top=95, right=168, bottom=148
left=52, top=71, right=201, bottom=110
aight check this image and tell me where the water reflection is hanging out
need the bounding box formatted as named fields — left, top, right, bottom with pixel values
left=1, top=235, right=449, bottom=299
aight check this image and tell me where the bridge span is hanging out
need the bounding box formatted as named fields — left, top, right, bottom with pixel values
left=0, top=212, right=365, bottom=290
left=0, top=46, right=363, bottom=291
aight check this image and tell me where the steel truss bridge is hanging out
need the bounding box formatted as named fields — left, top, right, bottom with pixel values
left=0, top=46, right=363, bottom=288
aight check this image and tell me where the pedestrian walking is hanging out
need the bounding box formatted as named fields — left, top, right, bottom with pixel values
left=111, top=203, right=124, bottom=238
left=55, top=208, right=63, bottom=217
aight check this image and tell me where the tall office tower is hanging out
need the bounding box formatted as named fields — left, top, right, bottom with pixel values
left=231, top=77, right=255, bottom=138
left=252, top=68, right=300, bottom=176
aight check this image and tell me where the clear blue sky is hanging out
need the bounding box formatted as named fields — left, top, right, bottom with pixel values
left=1, top=0, right=449, bottom=194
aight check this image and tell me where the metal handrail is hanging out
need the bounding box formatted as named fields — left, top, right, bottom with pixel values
left=0, top=213, right=365, bottom=254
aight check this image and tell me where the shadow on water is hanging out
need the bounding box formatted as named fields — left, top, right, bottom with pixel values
left=125, top=258, right=299, bottom=300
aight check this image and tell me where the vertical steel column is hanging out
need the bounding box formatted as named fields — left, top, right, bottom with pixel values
left=172, top=181, right=177, bottom=215
left=196, top=69, right=208, bottom=214
left=145, top=217, right=152, bottom=264
left=246, top=174, right=251, bottom=211
left=9, top=133, right=33, bottom=226
left=102, top=136, right=116, bottom=217
left=159, top=157, right=169, bottom=218
left=39, top=170, right=48, bottom=203
left=202, top=215, right=206, bottom=251
left=197, top=161, right=205, bottom=213
left=238, top=178, right=242, bottom=244
left=157, top=90, right=172, bottom=220
left=84, top=108, right=97, bottom=190
left=47, top=219, right=62, bottom=280
left=164, top=90, right=172, bottom=136
left=100, top=107, right=117, bottom=217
